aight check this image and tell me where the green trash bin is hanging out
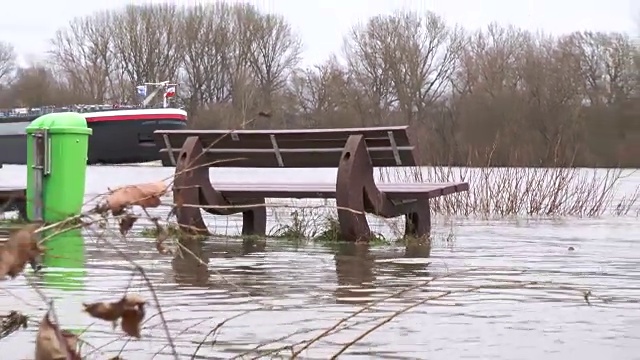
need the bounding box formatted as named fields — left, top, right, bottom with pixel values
left=25, top=112, right=92, bottom=223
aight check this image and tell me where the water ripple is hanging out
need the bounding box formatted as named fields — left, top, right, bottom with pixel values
left=0, top=166, right=638, bottom=359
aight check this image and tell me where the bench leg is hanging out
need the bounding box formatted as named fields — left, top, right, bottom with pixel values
left=174, top=186, right=209, bottom=235
left=16, top=200, right=27, bottom=220
left=242, top=206, right=267, bottom=236
left=173, top=136, right=268, bottom=237
left=336, top=134, right=375, bottom=242
left=404, top=198, right=431, bottom=238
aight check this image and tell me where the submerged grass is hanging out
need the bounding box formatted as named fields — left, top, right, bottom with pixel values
left=138, top=223, right=207, bottom=240
left=136, top=209, right=395, bottom=246
left=270, top=209, right=390, bottom=246
left=379, top=165, right=639, bottom=218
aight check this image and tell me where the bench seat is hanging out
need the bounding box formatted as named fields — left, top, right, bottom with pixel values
left=210, top=181, right=469, bottom=200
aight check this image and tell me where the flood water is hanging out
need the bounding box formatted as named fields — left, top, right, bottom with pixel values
left=0, top=165, right=639, bottom=360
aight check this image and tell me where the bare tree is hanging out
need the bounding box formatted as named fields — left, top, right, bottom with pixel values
left=10, top=63, right=63, bottom=107
left=561, top=31, right=636, bottom=105
left=289, top=58, right=355, bottom=127
left=49, top=11, right=114, bottom=103
left=453, top=23, right=528, bottom=98
left=516, top=33, right=586, bottom=164
left=180, top=3, right=235, bottom=114
left=343, top=11, right=464, bottom=126
left=246, top=11, right=303, bottom=109
left=0, top=41, right=16, bottom=84
left=450, top=24, right=534, bottom=162
left=343, top=16, right=395, bottom=125
left=110, top=4, right=184, bottom=91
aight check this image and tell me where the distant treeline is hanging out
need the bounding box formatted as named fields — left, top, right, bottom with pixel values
left=0, top=3, right=638, bottom=167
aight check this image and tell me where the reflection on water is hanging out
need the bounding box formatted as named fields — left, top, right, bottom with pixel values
left=0, top=165, right=638, bottom=360
left=334, top=243, right=377, bottom=304
left=171, top=237, right=210, bottom=287
left=170, top=237, right=433, bottom=306
left=333, top=240, right=431, bottom=304
left=40, top=228, right=86, bottom=291
left=172, top=237, right=274, bottom=298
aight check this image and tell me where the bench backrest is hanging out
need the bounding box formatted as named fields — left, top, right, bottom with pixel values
left=153, top=126, right=417, bottom=168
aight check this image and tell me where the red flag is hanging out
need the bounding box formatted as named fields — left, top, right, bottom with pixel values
left=164, top=86, right=176, bottom=98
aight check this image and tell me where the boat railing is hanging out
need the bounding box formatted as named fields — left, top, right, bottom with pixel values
left=0, top=104, right=145, bottom=118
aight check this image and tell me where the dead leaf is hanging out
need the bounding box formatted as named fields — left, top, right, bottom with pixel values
left=82, top=294, right=146, bottom=338
left=118, top=214, right=138, bottom=236
left=120, top=307, right=144, bottom=338
left=35, top=311, right=80, bottom=360
left=105, top=182, right=168, bottom=215
left=82, top=301, right=123, bottom=322
left=0, top=224, right=44, bottom=279
left=120, top=294, right=146, bottom=338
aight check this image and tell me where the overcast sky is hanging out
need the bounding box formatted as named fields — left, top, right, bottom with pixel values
left=2, top=0, right=638, bottom=66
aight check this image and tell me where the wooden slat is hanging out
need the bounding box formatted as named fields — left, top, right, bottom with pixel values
left=158, top=125, right=410, bottom=136
left=161, top=136, right=408, bottom=150
left=154, top=126, right=411, bottom=151
left=164, top=150, right=416, bottom=168
left=206, top=181, right=469, bottom=200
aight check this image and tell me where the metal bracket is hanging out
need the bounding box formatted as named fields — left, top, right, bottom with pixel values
left=44, top=130, right=51, bottom=176
left=270, top=135, right=284, bottom=167
left=162, top=134, right=176, bottom=166
left=31, top=130, right=51, bottom=222
left=387, top=131, right=402, bottom=165
left=31, top=130, right=51, bottom=174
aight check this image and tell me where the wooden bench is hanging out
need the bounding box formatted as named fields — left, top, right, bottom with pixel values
left=153, top=126, right=469, bottom=242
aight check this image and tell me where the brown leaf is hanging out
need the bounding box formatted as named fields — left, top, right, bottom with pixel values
left=118, top=214, right=138, bottom=236
left=35, top=311, right=81, bottom=360
left=82, top=294, right=146, bottom=338
left=120, top=294, right=146, bottom=338
left=0, top=224, right=44, bottom=279
left=120, top=308, right=144, bottom=338
left=82, top=301, right=123, bottom=322
left=105, top=182, right=168, bottom=215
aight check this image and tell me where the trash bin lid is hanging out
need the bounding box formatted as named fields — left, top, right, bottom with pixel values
left=26, top=112, right=93, bottom=135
